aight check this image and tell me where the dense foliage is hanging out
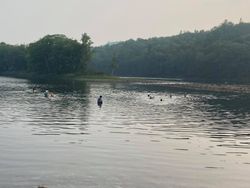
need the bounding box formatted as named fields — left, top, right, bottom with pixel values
left=28, top=34, right=82, bottom=74
left=1, top=21, right=250, bottom=83
left=0, top=33, right=92, bottom=75
left=0, top=43, right=27, bottom=72
left=91, top=21, right=250, bottom=82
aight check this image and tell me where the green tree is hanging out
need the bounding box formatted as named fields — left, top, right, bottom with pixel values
left=28, top=34, right=82, bottom=74
left=0, top=43, right=27, bottom=72
left=79, top=33, right=93, bottom=73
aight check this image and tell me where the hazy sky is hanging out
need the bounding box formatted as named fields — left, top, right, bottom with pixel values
left=0, top=0, right=250, bottom=46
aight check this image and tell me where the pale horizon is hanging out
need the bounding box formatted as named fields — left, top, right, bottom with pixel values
left=0, top=0, right=250, bottom=46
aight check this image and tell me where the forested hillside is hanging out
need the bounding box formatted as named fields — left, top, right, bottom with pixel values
left=1, top=21, right=250, bottom=83
left=91, top=21, right=250, bottom=82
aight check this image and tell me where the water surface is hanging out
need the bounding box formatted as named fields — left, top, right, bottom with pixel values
left=0, top=76, right=250, bottom=188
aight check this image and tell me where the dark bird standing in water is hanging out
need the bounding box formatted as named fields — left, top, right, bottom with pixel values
left=97, top=96, right=103, bottom=107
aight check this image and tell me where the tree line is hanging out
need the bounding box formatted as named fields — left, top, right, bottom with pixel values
left=91, top=21, right=250, bottom=83
left=0, top=33, right=92, bottom=74
left=1, top=21, right=250, bottom=83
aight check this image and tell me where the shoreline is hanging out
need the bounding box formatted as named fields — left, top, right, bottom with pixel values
left=162, top=82, right=250, bottom=94
left=1, top=72, right=250, bottom=94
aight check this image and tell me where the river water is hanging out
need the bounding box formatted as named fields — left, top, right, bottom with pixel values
left=0, top=76, right=250, bottom=188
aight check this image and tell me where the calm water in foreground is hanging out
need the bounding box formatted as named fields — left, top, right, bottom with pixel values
left=0, top=76, right=250, bottom=188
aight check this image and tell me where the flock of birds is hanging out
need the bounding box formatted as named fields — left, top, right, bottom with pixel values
left=147, top=93, right=187, bottom=101
left=32, top=86, right=187, bottom=107
left=147, top=94, right=170, bottom=102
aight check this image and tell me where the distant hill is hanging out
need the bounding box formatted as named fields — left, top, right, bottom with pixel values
left=90, top=21, right=250, bottom=83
